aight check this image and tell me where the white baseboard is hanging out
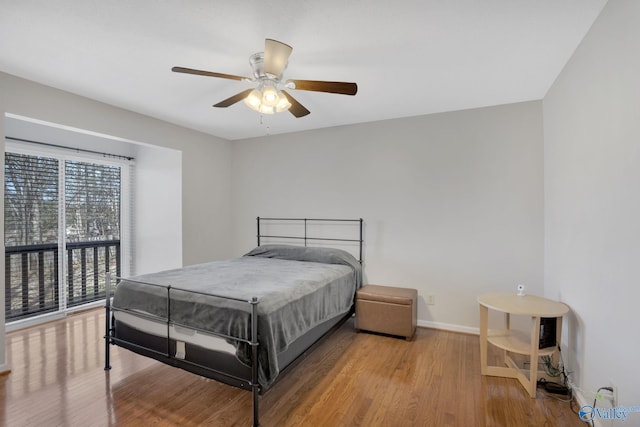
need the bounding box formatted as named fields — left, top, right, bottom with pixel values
left=571, top=383, right=590, bottom=408
left=0, top=363, right=11, bottom=375
left=418, top=319, right=479, bottom=335
left=570, top=383, right=591, bottom=424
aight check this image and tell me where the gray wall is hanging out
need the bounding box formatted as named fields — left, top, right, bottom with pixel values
left=544, top=0, right=640, bottom=407
left=231, top=101, right=544, bottom=332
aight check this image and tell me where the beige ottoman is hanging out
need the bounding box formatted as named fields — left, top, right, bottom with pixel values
left=355, top=285, right=417, bottom=340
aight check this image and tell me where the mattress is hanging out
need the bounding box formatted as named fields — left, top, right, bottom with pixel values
left=114, top=310, right=237, bottom=355
left=111, top=245, right=362, bottom=387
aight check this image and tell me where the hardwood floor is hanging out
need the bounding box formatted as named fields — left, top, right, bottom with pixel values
left=0, top=309, right=586, bottom=426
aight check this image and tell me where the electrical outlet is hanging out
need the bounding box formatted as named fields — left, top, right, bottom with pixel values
left=426, top=294, right=435, bottom=305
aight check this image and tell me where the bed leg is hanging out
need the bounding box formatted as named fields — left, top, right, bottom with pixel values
left=104, top=272, right=112, bottom=371
left=252, top=385, right=259, bottom=427
left=251, top=296, right=260, bottom=427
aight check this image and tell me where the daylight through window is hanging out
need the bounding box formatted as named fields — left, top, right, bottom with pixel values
left=5, top=151, right=124, bottom=322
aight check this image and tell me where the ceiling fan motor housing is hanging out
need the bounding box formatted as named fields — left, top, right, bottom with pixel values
left=249, top=52, right=265, bottom=79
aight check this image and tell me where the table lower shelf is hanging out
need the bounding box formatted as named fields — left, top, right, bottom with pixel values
left=487, top=329, right=556, bottom=356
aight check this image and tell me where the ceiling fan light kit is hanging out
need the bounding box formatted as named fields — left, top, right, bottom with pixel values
left=243, top=82, right=292, bottom=115
left=172, top=38, right=357, bottom=118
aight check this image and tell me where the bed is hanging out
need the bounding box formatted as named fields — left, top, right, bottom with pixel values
left=104, top=217, right=364, bottom=427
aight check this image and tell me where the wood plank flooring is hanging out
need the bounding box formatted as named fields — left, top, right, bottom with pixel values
left=0, top=309, right=586, bottom=426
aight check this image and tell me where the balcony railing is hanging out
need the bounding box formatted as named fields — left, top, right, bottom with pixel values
left=5, top=240, right=120, bottom=322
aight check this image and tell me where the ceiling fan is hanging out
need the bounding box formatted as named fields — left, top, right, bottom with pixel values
left=172, top=38, right=358, bottom=118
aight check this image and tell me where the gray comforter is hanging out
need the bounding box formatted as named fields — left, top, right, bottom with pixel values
left=112, top=245, right=362, bottom=386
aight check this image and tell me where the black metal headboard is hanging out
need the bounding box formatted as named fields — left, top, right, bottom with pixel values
left=256, top=217, right=364, bottom=264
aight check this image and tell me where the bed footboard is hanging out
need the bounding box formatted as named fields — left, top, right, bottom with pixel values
left=104, top=273, right=262, bottom=427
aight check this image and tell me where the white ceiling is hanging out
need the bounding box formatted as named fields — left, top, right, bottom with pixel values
left=0, top=1, right=607, bottom=141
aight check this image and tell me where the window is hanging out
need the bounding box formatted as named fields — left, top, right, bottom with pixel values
left=4, top=148, right=130, bottom=322
left=65, top=160, right=122, bottom=308
left=4, top=153, right=59, bottom=319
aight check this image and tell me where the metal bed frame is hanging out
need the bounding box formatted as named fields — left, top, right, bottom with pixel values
left=104, top=217, right=363, bottom=427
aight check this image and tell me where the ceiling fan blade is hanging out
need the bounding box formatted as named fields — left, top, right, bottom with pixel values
left=264, top=39, right=293, bottom=78
left=172, top=66, right=248, bottom=81
left=287, top=79, right=358, bottom=96
left=281, top=90, right=310, bottom=118
left=213, top=89, right=253, bottom=108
